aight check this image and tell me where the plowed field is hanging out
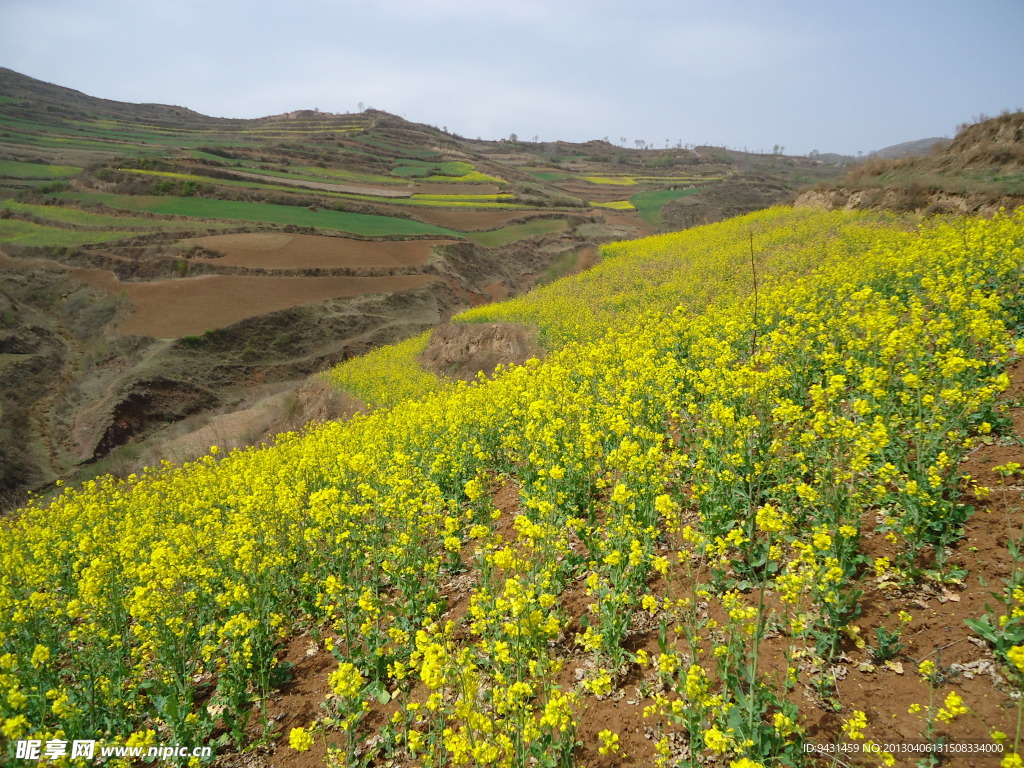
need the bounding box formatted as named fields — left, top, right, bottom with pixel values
left=186, top=233, right=454, bottom=269
left=73, top=270, right=436, bottom=338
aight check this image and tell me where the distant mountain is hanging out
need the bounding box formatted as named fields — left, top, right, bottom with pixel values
left=0, top=66, right=215, bottom=125
left=869, top=137, right=949, bottom=159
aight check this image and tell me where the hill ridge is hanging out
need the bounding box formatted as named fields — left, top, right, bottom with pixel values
left=797, top=111, right=1024, bottom=215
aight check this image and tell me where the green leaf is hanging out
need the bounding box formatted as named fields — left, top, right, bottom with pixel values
left=367, top=680, right=391, bottom=705
left=963, top=617, right=999, bottom=645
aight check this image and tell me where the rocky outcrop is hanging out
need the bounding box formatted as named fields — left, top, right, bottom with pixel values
left=418, top=322, right=543, bottom=382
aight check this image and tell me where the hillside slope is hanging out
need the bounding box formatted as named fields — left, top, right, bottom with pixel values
left=797, top=111, right=1024, bottom=215
left=3, top=206, right=1024, bottom=767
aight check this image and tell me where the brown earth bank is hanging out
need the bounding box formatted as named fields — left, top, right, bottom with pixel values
left=410, top=183, right=506, bottom=195
left=662, top=174, right=801, bottom=230
left=0, top=253, right=447, bottom=506
left=48, top=280, right=467, bottom=496
left=602, top=210, right=658, bottom=238
left=120, top=377, right=366, bottom=472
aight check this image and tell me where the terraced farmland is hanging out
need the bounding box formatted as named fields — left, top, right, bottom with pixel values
left=0, top=63, right=847, bottom=533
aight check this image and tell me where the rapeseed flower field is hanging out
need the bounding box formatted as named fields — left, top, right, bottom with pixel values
left=4, top=207, right=1024, bottom=766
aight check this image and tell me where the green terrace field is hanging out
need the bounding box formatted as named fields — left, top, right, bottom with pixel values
left=350, top=133, right=439, bottom=157
left=55, top=192, right=462, bottom=237
left=0, top=110, right=373, bottom=166
left=6, top=192, right=569, bottom=247
left=392, top=159, right=504, bottom=183
left=0, top=219, right=141, bottom=246
left=0, top=209, right=578, bottom=264
left=0, top=68, right=850, bottom=256
left=231, top=164, right=406, bottom=186
left=0, top=115, right=255, bottom=155
left=510, top=163, right=728, bottom=224
left=0, top=198, right=236, bottom=246
left=630, top=187, right=702, bottom=226
left=523, top=168, right=723, bottom=186
left=114, top=168, right=526, bottom=209
left=0, top=159, right=81, bottom=178
left=463, top=218, right=569, bottom=247
left=0, top=200, right=180, bottom=229
left=5, top=112, right=368, bottom=145
left=525, top=168, right=576, bottom=182
left=0, top=126, right=144, bottom=155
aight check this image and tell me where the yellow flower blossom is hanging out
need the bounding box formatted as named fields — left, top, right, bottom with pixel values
left=289, top=727, right=314, bottom=752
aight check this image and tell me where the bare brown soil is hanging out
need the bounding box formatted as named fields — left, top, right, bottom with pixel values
left=482, top=280, right=508, bottom=301
left=597, top=210, right=658, bottom=238
left=795, top=187, right=1024, bottom=217
left=184, top=233, right=454, bottom=270
left=73, top=270, right=436, bottom=338
left=556, top=180, right=637, bottom=204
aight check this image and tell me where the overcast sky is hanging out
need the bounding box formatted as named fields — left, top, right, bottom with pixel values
left=1, top=0, right=1021, bottom=156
